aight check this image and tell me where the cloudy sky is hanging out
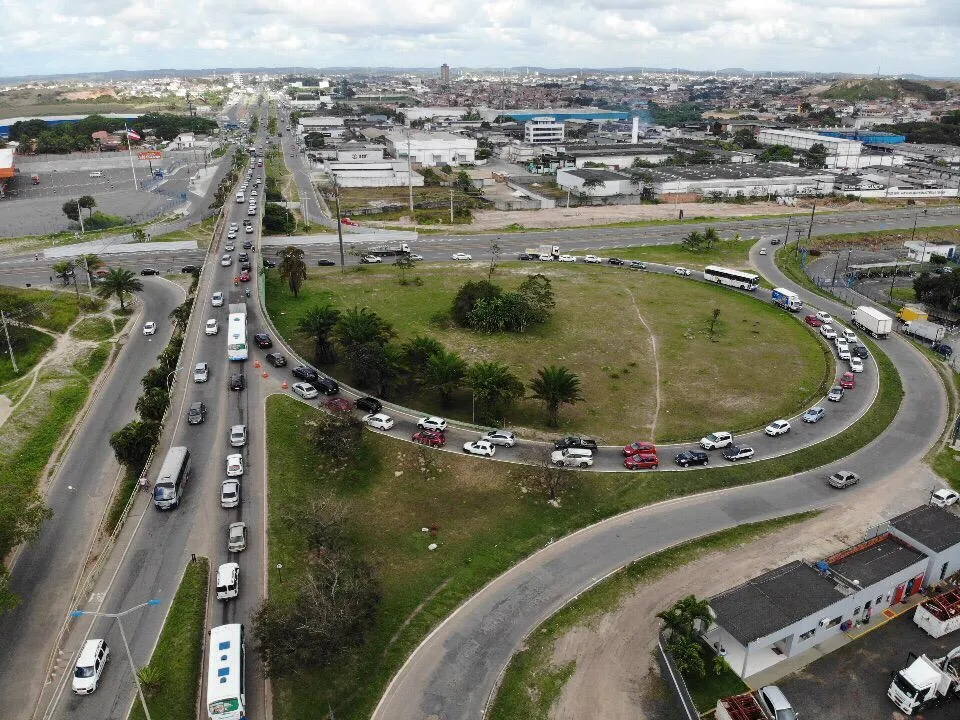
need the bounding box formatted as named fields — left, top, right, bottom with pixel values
left=1, top=0, right=958, bottom=78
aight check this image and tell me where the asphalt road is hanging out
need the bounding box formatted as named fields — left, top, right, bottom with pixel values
left=0, top=277, right=184, bottom=720
left=370, top=244, right=948, bottom=719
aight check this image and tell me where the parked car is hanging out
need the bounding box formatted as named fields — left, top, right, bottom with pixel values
left=451, top=252, right=473, bottom=261
left=930, top=488, right=960, bottom=507
left=820, top=324, right=837, bottom=339
left=291, top=382, right=318, bottom=399
left=324, top=397, right=353, bottom=413
left=933, top=343, right=953, bottom=358
left=804, top=314, right=823, bottom=327
left=417, top=416, right=448, bottom=432
left=254, top=333, right=272, bottom=349
left=205, top=319, right=219, bottom=335
left=757, top=686, right=798, bottom=720
left=292, top=366, right=319, bottom=383
left=722, top=445, right=755, bottom=461
left=140, top=267, right=159, bottom=276
left=363, top=413, right=395, bottom=430
left=699, top=431, right=733, bottom=450
left=187, top=401, right=206, bottom=425
left=413, top=429, right=446, bottom=447
left=229, top=373, right=245, bottom=391
left=827, top=385, right=844, bottom=402
left=849, top=356, right=864, bottom=373
left=355, top=396, right=383, bottom=414
left=551, top=447, right=594, bottom=468
left=583, top=255, right=601, bottom=264
left=827, top=470, right=860, bottom=489
left=623, top=453, right=659, bottom=470
left=764, top=419, right=791, bottom=436
left=314, top=377, right=339, bottom=395
left=484, top=429, right=517, bottom=447
left=142, top=321, right=157, bottom=336
left=193, top=362, right=209, bottom=383
left=265, top=352, right=287, bottom=367
left=230, top=425, right=247, bottom=447
left=227, top=522, right=247, bottom=552
left=263, top=259, right=276, bottom=268
left=221, top=479, right=240, bottom=508
left=802, top=406, right=826, bottom=423
left=608, top=257, right=624, bottom=266
left=674, top=450, right=709, bottom=467
left=212, top=292, right=224, bottom=307
left=623, top=441, right=657, bottom=456
left=463, top=440, right=496, bottom=457
left=839, top=372, right=856, bottom=389
left=674, top=266, right=692, bottom=276
left=317, top=259, right=336, bottom=266
left=181, top=265, right=199, bottom=273
left=554, top=436, right=599, bottom=452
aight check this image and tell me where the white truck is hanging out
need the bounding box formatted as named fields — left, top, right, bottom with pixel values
left=902, top=319, right=947, bottom=344
left=715, top=693, right=768, bottom=720
left=851, top=305, right=893, bottom=338
left=915, top=589, right=960, bottom=638
left=771, top=288, right=803, bottom=312
left=888, top=644, right=960, bottom=715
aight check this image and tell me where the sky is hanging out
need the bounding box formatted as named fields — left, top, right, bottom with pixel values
left=1, top=0, right=958, bottom=79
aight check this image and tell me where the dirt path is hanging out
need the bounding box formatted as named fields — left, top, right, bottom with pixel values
left=622, top=285, right=661, bottom=439
left=547, top=460, right=943, bottom=720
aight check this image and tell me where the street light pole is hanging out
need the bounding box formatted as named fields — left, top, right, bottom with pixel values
left=166, top=366, right=182, bottom=392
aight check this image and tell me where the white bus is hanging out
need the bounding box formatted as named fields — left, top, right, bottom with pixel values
left=227, top=304, right=247, bottom=361
left=703, top=265, right=760, bottom=291
left=207, top=624, right=246, bottom=720
left=153, top=446, right=191, bottom=510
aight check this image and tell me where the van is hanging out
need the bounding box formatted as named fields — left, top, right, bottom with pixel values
left=550, top=447, right=594, bottom=468
left=216, top=562, right=240, bottom=600
left=72, top=639, right=109, bottom=694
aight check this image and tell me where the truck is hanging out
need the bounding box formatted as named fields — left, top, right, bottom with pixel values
left=888, top=645, right=960, bottom=714
left=524, top=244, right=560, bottom=260
left=715, top=693, right=767, bottom=720
left=902, top=319, right=947, bottom=344
left=915, top=589, right=960, bottom=638
left=368, top=242, right=411, bottom=257
left=851, top=306, right=893, bottom=338
left=771, top=287, right=803, bottom=312
left=899, top=305, right=929, bottom=322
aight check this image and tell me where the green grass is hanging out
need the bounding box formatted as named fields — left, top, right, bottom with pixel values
left=892, top=287, right=917, bottom=302
left=105, top=471, right=138, bottom=537
left=70, top=317, right=114, bottom=341
left=488, top=513, right=816, bottom=720
left=0, top=327, right=54, bottom=385
left=129, top=558, right=209, bottom=720
left=267, top=150, right=300, bottom=203
left=152, top=216, right=218, bottom=247
left=0, top=287, right=82, bottom=332
left=265, top=265, right=828, bottom=443
left=599, top=238, right=756, bottom=271
left=932, top=445, right=960, bottom=491
left=774, top=246, right=834, bottom=302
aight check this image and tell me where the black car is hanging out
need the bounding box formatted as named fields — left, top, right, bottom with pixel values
left=852, top=344, right=869, bottom=359
left=263, top=259, right=276, bottom=269
left=181, top=265, right=199, bottom=273
left=355, top=396, right=382, bottom=414
left=933, top=343, right=953, bottom=358
left=265, top=352, right=287, bottom=367
left=315, top=377, right=339, bottom=395
left=243, top=219, right=252, bottom=227
left=229, top=373, right=245, bottom=391
left=292, top=365, right=320, bottom=383
left=674, top=450, right=709, bottom=467
left=553, top=436, right=599, bottom=452
left=140, top=267, right=160, bottom=276
left=238, top=252, right=249, bottom=263
left=317, top=259, right=336, bottom=266
left=243, top=241, right=253, bottom=249
left=254, top=333, right=273, bottom=349
left=518, top=253, right=533, bottom=261
left=240, top=262, right=252, bottom=272
left=607, top=257, right=624, bottom=266
left=187, top=401, right=206, bottom=425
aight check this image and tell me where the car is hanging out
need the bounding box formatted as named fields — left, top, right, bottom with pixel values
left=842, top=329, right=858, bottom=344
left=72, top=638, right=109, bottom=695
left=292, top=365, right=320, bottom=383
left=554, top=436, right=599, bottom=452
left=410, top=254, right=424, bottom=261
left=820, top=324, right=837, bottom=339
left=463, top=440, right=497, bottom=457
left=317, top=259, right=336, bottom=266
left=451, top=252, right=473, bottom=261
left=583, top=255, right=601, bottom=264
left=624, top=441, right=657, bottom=456
left=313, top=377, right=339, bottom=395
left=254, top=333, right=272, bottom=349
left=551, top=447, right=594, bottom=468
left=757, top=686, right=798, bottom=720
left=216, top=562, right=240, bottom=601
left=247, top=207, right=256, bottom=216
left=722, top=445, right=755, bottom=461
left=89, top=170, right=104, bottom=178
left=221, top=479, right=241, bottom=508
left=759, top=248, right=767, bottom=255
left=418, top=416, right=448, bottom=432
left=245, top=225, right=254, bottom=233
left=674, top=450, right=709, bottom=467
left=363, top=413, right=395, bottom=430
left=250, top=189, right=258, bottom=197
left=827, top=385, right=844, bottom=402
left=140, top=267, right=159, bottom=276
left=212, top=291, right=224, bottom=307
left=804, top=314, right=823, bottom=328
left=265, top=352, right=287, bottom=367
left=361, top=255, right=382, bottom=264
left=230, top=424, right=247, bottom=447
left=193, top=362, right=209, bottom=383
left=243, top=219, right=252, bottom=227
left=291, top=381, right=318, bottom=399
left=624, top=453, right=659, bottom=470
left=930, top=488, right=960, bottom=507
left=852, top=344, right=869, bottom=359
left=827, top=470, right=861, bottom=490
left=629, top=260, right=647, bottom=270
left=675, top=266, right=692, bottom=276
left=226, top=453, right=244, bottom=477
left=518, top=253, right=534, bottom=261
left=849, top=356, right=864, bottom=373
left=229, top=222, right=239, bottom=231
left=323, top=397, right=353, bottom=413
left=220, top=254, right=233, bottom=267
left=355, top=396, right=383, bottom=414
left=484, top=429, right=517, bottom=447
left=802, top=406, right=826, bottom=423
left=839, top=371, right=856, bottom=389
left=238, top=252, right=249, bottom=263
left=413, top=429, right=446, bottom=447
left=228, top=522, right=247, bottom=552
left=838, top=345, right=850, bottom=360
left=263, top=259, right=276, bottom=268
left=699, top=431, right=733, bottom=450
left=608, top=257, right=624, bottom=266
left=765, top=419, right=791, bottom=436
left=557, top=254, right=577, bottom=263
left=187, top=401, right=206, bottom=425
left=181, top=264, right=199, bottom=273
left=815, top=311, right=833, bottom=324
left=538, top=254, right=553, bottom=261
left=205, top=318, right=219, bottom=335
left=227, top=231, right=238, bottom=241
left=142, top=321, right=157, bottom=336
left=834, top=336, right=848, bottom=351
left=229, top=373, right=245, bottom=391
left=239, top=270, right=251, bottom=282
left=933, top=343, right=953, bottom=358
left=225, top=242, right=236, bottom=251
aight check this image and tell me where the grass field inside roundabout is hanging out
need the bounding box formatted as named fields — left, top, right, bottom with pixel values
left=265, top=261, right=830, bottom=443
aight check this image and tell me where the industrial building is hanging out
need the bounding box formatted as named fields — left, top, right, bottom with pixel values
left=757, top=128, right=864, bottom=169
left=564, top=144, right=674, bottom=169
left=325, top=144, right=424, bottom=188
left=383, top=130, right=476, bottom=167
left=555, top=167, right=634, bottom=197
left=904, top=240, right=957, bottom=262
left=524, top=117, right=565, bottom=144
left=633, top=162, right=834, bottom=201
left=297, top=116, right=346, bottom=142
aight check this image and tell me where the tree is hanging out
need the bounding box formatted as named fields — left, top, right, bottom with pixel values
left=709, top=307, right=722, bottom=337
left=528, top=365, right=584, bottom=427
left=109, top=419, right=161, bottom=470
left=52, top=260, right=75, bottom=286
left=95, top=268, right=143, bottom=311
left=341, top=340, right=404, bottom=396
left=77, top=253, right=104, bottom=284
left=394, top=254, right=415, bottom=285
left=452, top=280, right=502, bottom=327
left=424, top=349, right=468, bottom=406
left=732, top=129, right=761, bottom=149
left=682, top=230, right=705, bottom=252
left=802, top=142, right=828, bottom=169
left=517, top=273, right=555, bottom=323
left=582, top=177, right=605, bottom=196
left=298, top=302, right=341, bottom=365
left=334, top=306, right=396, bottom=351
left=277, top=245, right=308, bottom=298
left=702, top=227, right=721, bottom=250
left=402, top=335, right=444, bottom=385
left=520, top=454, right=572, bottom=503
left=453, top=170, right=474, bottom=194
left=665, top=632, right=707, bottom=679
left=263, top=202, right=296, bottom=233
left=78, top=195, right=97, bottom=217
left=132, top=228, right=147, bottom=242
left=657, top=595, right=713, bottom=640
left=169, top=300, right=193, bottom=332
left=62, top=199, right=80, bottom=222
left=468, top=361, right=525, bottom=424
left=135, top=387, right=170, bottom=422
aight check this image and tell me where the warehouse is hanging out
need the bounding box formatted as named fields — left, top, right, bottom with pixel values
left=555, top=168, right=634, bottom=197
left=632, top=162, right=834, bottom=201
left=383, top=130, right=476, bottom=167
left=757, top=128, right=863, bottom=169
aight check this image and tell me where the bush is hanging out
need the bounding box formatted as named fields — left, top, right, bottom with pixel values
left=263, top=203, right=295, bottom=234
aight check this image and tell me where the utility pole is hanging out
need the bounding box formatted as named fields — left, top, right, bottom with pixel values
left=406, top=130, right=414, bottom=212
left=77, top=199, right=85, bottom=235
left=806, top=199, right=817, bottom=242
left=784, top=215, right=792, bottom=249
left=332, top=178, right=345, bottom=273
left=449, top=188, right=454, bottom=224
left=1, top=311, right=19, bottom=374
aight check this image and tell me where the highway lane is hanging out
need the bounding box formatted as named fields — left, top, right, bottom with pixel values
left=0, top=278, right=184, bottom=720
left=371, top=246, right=948, bottom=720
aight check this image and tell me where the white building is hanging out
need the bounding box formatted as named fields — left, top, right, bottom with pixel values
left=636, top=163, right=835, bottom=200
left=524, top=117, right=564, bottom=144
left=566, top=145, right=673, bottom=170
left=298, top=116, right=346, bottom=141
left=904, top=240, right=957, bottom=262
left=169, top=132, right=195, bottom=149
left=757, top=128, right=863, bottom=170
left=403, top=107, right=472, bottom=124
left=556, top=168, right=635, bottom=197
left=290, top=97, right=334, bottom=111
left=384, top=130, right=477, bottom=167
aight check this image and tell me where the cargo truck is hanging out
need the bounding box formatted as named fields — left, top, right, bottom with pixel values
left=771, top=288, right=803, bottom=312
left=888, top=644, right=960, bottom=715
left=715, top=693, right=767, bottom=720
left=851, top=306, right=893, bottom=338
left=524, top=244, right=560, bottom=260
left=915, top=589, right=960, bottom=638
left=368, top=242, right=411, bottom=257
left=902, top=319, right=947, bottom=344
left=899, top=305, right=929, bottom=322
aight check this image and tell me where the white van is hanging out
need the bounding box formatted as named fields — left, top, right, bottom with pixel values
left=72, top=638, right=110, bottom=694
left=216, top=562, right=240, bottom=600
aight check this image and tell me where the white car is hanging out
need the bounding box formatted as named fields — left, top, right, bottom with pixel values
left=834, top=337, right=848, bottom=351
left=226, top=453, right=244, bottom=477
left=699, top=431, right=733, bottom=450
left=557, top=254, right=576, bottom=263
left=291, top=382, right=318, bottom=399
left=230, top=424, right=247, bottom=447
left=361, top=255, right=382, bottom=264
left=212, top=292, right=224, bottom=307
left=816, top=311, right=833, bottom=324
left=463, top=440, right=496, bottom=457
left=538, top=254, right=553, bottom=261
left=229, top=222, right=239, bottom=231
left=417, top=416, right=448, bottom=432
left=410, top=254, right=424, bottom=261
left=931, top=488, right=960, bottom=507
left=72, top=638, right=109, bottom=695
left=245, top=225, right=254, bottom=233
left=820, top=324, right=837, bottom=339
left=205, top=319, right=219, bottom=335
left=250, top=190, right=258, bottom=197
left=220, top=254, right=232, bottom=266
left=193, top=362, right=209, bottom=382
left=765, top=419, right=791, bottom=437
left=221, top=479, right=240, bottom=508
left=225, top=243, right=235, bottom=251
left=838, top=346, right=851, bottom=360
left=363, top=413, right=395, bottom=430
left=451, top=252, right=473, bottom=261
left=484, top=429, right=517, bottom=447
left=583, top=255, right=601, bottom=264
left=675, top=267, right=692, bottom=276
left=142, top=321, right=157, bottom=336
left=759, top=248, right=767, bottom=255
left=849, top=356, right=864, bottom=373
left=227, top=230, right=238, bottom=240
left=842, top=329, right=858, bottom=344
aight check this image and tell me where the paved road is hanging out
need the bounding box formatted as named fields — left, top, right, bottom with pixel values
left=371, top=244, right=948, bottom=720
left=0, top=278, right=184, bottom=720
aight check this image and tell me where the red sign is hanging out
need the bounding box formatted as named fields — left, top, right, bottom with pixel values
left=137, top=151, right=163, bottom=161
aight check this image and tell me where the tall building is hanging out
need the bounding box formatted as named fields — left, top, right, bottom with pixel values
left=524, top=116, right=565, bottom=144
left=440, top=63, right=451, bottom=86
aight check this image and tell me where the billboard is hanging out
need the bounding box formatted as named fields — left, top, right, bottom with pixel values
left=137, top=151, right=163, bottom=161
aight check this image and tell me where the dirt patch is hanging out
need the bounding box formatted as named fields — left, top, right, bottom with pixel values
left=546, top=460, right=942, bottom=720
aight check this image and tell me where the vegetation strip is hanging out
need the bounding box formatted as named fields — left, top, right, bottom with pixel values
left=487, top=512, right=819, bottom=720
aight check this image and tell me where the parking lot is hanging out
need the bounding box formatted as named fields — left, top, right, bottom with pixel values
left=776, top=608, right=960, bottom=719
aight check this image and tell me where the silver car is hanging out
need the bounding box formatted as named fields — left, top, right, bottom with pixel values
left=484, top=429, right=517, bottom=447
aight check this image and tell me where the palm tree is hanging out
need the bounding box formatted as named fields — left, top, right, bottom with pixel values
left=298, top=302, right=341, bottom=365
left=334, top=306, right=395, bottom=352
left=52, top=260, right=75, bottom=286
left=277, top=245, right=308, bottom=297
left=424, top=349, right=468, bottom=406
left=95, top=268, right=142, bottom=311
left=657, top=595, right=714, bottom=640
left=467, top=361, right=525, bottom=424
left=528, top=365, right=584, bottom=427
left=702, top=227, right=721, bottom=250
left=402, top=335, right=444, bottom=384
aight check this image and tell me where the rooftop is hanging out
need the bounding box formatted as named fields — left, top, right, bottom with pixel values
left=565, top=145, right=673, bottom=158
left=636, top=162, right=832, bottom=183
left=827, top=535, right=926, bottom=588
left=561, top=167, right=631, bottom=182
left=890, top=504, right=960, bottom=553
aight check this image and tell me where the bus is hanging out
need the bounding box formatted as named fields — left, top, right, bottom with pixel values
left=703, top=265, right=760, bottom=291
left=206, top=624, right=246, bottom=720
left=227, top=303, right=247, bottom=361
left=153, top=446, right=191, bottom=510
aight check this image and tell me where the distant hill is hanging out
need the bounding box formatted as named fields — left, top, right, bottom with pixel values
left=819, top=78, right=948, bottom=101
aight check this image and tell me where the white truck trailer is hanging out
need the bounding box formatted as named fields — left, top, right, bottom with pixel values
left=888, top=644, right=960, bottom=715
left=771, top=288, right=803, bottom=312
left=851, top=305, right=893, bottom=338
left=902, top=319, right=947, bottom=344
left=915, top=589, right=960, bottom=638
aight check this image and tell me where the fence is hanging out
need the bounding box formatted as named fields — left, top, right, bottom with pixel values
left=656, top=630, right=700, bottom=720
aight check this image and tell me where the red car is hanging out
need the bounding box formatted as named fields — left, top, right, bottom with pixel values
left=624, top=453, right=659, bottom=470
left=323, top=397, right=353, bottom=413
left=239, top=270, right=251, bottom=282
left=412, top=429, right=446, bottom=447
left=839, top=372, right=856, bottom=389
left=804, top=314, right=823, bottom=327
left=623, top=441, right=657, bottom=457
